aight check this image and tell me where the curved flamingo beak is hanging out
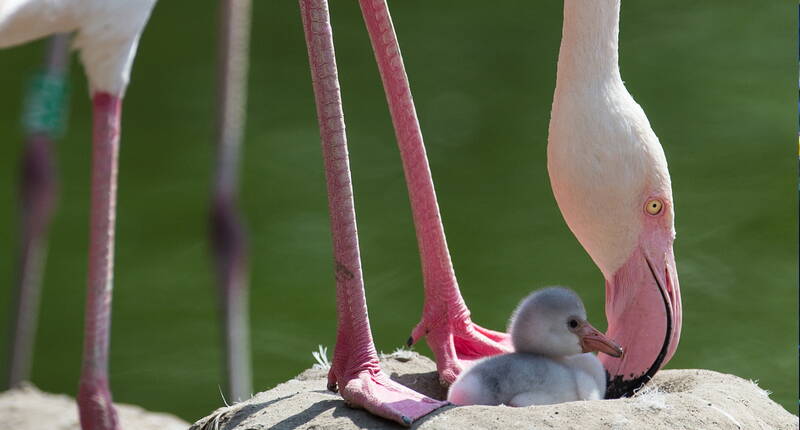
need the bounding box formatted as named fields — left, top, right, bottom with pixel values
left=601, top=236, right=682, bottom=398
left=577, top=322, right=623, bottom=357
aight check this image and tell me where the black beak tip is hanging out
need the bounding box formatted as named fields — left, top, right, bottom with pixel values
left=605, top=372, right=651, bottom=399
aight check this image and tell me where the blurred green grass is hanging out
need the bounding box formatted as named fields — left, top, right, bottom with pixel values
left=0, top=0, right=796, bottom=421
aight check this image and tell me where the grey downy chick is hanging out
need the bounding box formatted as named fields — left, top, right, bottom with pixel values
left=447, top=287, right=623, bottom=406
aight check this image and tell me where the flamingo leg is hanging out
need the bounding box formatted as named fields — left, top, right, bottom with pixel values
left=76, top=93, right=122, bottom=430
left=299, top=0, right=447, bottom=425
left=358, top=0, right=512, bottom=385
left=210, top=0, right=253, bottom=402
left=5, top=34, right=70, bottom=388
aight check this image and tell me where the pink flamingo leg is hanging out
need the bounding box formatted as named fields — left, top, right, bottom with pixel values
left=6, top=34, right=70, bottom=388
left=358, top=0, right=512, bottom=385
left=210, top=0, right=253, bottom=402
left=77, top=93, right=122, bottom=430
left=299, top=0, right=447, bottom=425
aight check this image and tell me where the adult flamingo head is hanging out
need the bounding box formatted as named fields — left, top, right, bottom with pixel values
left=548, top=101, right=681, bottom=397
left=547, top=0, right=682, bottom=398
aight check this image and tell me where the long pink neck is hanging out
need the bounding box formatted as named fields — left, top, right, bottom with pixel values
left=359, top=0, right=468, bottom=319
left=300, top=0, right=380, bottom=376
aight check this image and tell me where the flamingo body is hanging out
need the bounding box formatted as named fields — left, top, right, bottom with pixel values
left=1, top=0, right=156, bottom=94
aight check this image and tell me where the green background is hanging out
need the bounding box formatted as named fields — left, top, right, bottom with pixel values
left=0, top=0, right=796, bottom=422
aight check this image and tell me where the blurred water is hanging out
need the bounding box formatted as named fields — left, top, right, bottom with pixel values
left=0, top=0, right=795, bottom=421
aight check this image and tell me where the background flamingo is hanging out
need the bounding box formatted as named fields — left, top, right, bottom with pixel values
left=2, top=0, right=255, bottom=407
left=5, top=33, right=71, bottom=389
left=210, top=0, right=254, bottom=403
left=1, top=1, right=156, bottom=428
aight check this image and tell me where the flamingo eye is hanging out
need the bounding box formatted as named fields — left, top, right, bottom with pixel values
left=645, top=199, right=663, bottom=215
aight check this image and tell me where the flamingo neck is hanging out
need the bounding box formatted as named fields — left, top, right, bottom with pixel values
left=556, top=0, right=621, bottom=85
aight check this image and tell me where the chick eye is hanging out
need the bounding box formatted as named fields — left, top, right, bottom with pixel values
left=645, top=199, right=663, bottom=215
left=568, top=319, right=579, bottom=329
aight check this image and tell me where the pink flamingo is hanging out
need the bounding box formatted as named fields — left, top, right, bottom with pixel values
left=298, top=0, right=508, bottom=424
left=1, top=2, right=157, bottom=429
left=299, top=0, right=445, bottom=424
left=547, top=0, right=682, bottom=397
left=300, top=0, right=682, bottom=423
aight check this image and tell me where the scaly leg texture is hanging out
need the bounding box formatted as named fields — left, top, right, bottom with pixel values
left=77, top=93, right=121, bottom=430
left=299, top=0, right=446, bottom=425
left=358, top=0, right=512, bottom=385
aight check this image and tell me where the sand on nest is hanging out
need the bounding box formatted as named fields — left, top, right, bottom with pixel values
left=190, top=351, right=798, bottom=430
left=0, top=382, right=188, bottom=430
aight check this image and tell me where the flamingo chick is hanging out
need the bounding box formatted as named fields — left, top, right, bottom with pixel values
left=448, top=287, right=622, bottom=406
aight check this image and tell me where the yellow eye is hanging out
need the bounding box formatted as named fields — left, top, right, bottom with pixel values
left=645, top=199, right=663, bottom=215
